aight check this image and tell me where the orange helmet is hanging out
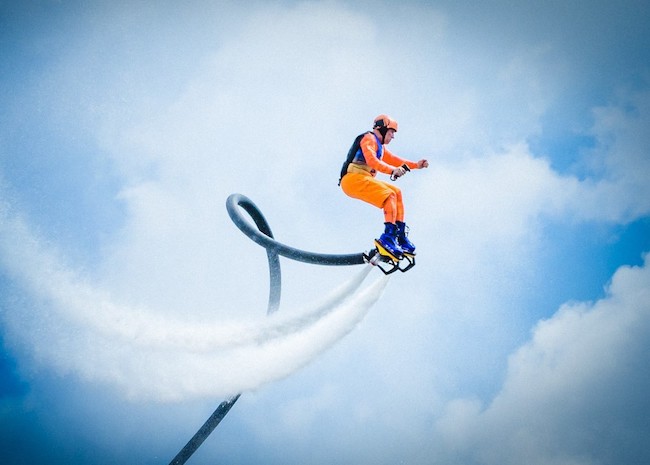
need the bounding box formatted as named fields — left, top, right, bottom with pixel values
left=373, top=114, right=398, bottom=133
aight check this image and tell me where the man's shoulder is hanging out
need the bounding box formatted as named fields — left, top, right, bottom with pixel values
left=359, top=131, right=377, bottom=144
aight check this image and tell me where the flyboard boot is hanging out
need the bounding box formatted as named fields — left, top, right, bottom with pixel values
left=364, top=223, right=404, bottom=274
left=376, top=222, right=403, bottom=262
left=396, top=221, right=416, bottom=254
left=395, top=220, right=416, bottom=271
left=364, top=223, right=417, bottom=274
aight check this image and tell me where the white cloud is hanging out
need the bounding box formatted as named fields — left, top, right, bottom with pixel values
left=574, top=88, right=650, bottom=222
left=416, top=86, right=650, bottom=278
left=78, top=2, right=394, bottom=311
left=434, top=254, right=650, bottom=465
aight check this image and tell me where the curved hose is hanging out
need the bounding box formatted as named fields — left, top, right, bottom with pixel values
left=226, top=193, right=365, bottom=267
left=226, top=193, right=366, bottom=314
left=170, top=193, right=367, bottom=465
left=226, top=190, right=365, bottom=314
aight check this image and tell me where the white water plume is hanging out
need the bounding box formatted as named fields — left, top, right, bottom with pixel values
left=0, top=206, right=388, bottom=401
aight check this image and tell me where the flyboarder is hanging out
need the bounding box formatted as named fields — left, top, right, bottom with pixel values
left=339, top=114, right=428, bottom=265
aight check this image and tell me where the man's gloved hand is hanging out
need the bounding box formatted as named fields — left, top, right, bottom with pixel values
left=391, top=166, right=407, bottom=179
left=391, top=164, right=412, bottom=181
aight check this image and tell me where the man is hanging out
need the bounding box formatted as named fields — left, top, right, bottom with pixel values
left=339, top=114, right=428, bottom=259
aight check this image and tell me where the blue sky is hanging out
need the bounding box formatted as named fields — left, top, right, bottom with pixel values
left=1, top=1, right=650, bottom=464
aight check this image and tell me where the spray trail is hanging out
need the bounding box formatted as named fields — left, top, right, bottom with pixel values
left=0, top=204, right=388, bottom=401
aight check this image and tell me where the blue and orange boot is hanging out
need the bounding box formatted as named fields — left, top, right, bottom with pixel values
left=375, top=222, right=403, bottom=261
left=396, top=221, right=416, bottom=255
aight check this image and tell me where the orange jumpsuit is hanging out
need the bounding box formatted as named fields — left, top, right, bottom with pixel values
left=340, top=133, right=418, bottom=223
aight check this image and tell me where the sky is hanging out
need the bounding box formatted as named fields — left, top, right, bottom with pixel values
left=1, top=0, right=649, bottom=464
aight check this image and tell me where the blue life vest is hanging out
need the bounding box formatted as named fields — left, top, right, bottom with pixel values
left=338, top=132, right=383, bottom=185
left=352, top=132, right=383, bottom=164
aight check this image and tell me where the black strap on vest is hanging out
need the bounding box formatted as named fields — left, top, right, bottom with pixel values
left=338, top=131, right=371, bottom=185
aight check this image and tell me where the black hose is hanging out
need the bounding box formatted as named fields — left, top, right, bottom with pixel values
left=226, top=193, right=365, bottom=267
left=168, top=193, right=366, bottom=464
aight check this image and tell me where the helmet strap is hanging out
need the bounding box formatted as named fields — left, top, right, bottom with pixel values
left=378, top=127, right=388, bottom=143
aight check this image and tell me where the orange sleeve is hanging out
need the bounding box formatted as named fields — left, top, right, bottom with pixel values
left=382, top=148, right=419, bottom=171
left=360, top=134, right=398, bottom=175
left=359, top=133, right=418, bottom=174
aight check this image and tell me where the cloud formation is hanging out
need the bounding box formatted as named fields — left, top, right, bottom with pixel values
left=434, top=254, right=650, bottom=465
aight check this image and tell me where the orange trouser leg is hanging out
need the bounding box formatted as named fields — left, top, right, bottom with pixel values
left=383, top=193, right=397, bottom=223
left=394, top=189, right=404, bottom=222
left=340, top=172, right=405, bottom=224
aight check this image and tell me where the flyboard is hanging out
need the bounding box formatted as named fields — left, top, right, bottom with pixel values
left=363, top=243, right=415, bottom=275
